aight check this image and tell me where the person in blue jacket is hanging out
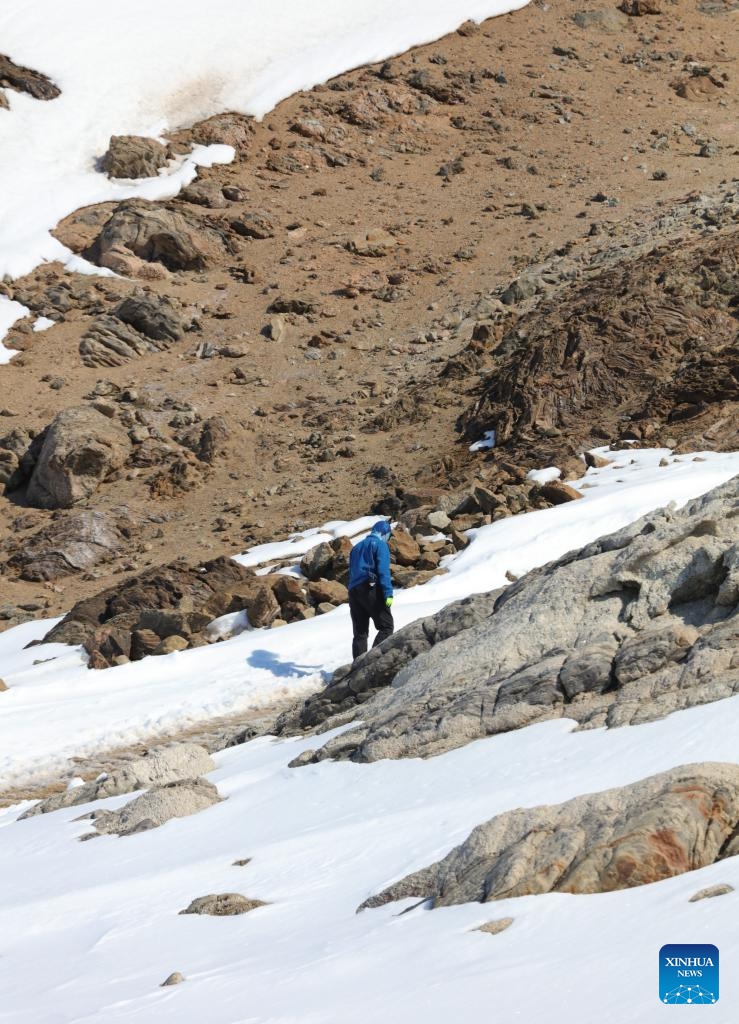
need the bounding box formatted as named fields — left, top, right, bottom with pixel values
left=347, top=520, right=394, bottom=660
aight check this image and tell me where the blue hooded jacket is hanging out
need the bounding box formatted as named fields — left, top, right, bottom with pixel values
left=348, top=524, right=393, bottom=598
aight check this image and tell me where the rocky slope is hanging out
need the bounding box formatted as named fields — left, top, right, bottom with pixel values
left=287, top=474, right=739, bottom=762
left=0, top=0, right=737, bottom=629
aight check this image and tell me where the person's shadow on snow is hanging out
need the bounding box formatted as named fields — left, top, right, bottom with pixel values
left=246, top=649, right=326, bottom=679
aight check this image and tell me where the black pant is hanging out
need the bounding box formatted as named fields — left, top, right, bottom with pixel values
left=349, top=581, right=394, bottom=660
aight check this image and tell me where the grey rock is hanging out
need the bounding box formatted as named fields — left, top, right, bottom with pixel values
left=361, top=763, right=739, bottom=909
left=689, top=883, right=734, bottom=902
left=26, top=407, right=130, bottom=509
left=84, top=777, right=221, bottom=837
left=179, top=893, right=267, bottom=916
left=160, top=972, right=185, bottom=986
left=500, top=275, right=538, bottom=306
left=115, top=293, right=183, bottom=342
left=101, top=136, right=168, bottom=179
left=427, top=510, right=451, bottom=531
left=299, top=477, right=739, bottom=763
left=20, top=743, right=214, bottom=818
left=80, top=316, right=167, bottom=367
left=300, top=541, right=335, bottom=581
left=572, top=9, right=629, bottom=30
left=283, top=591, right=502, bottom=736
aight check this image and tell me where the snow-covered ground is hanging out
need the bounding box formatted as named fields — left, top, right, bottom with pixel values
left=1, top=447, right=738, bottom=1022
left=0, top=0, right=529, bottom=283
left=1, top=661, right=738, bottom=1022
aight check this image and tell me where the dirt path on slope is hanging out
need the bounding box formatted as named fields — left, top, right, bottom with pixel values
left=0, top=695, right=296, bottom=809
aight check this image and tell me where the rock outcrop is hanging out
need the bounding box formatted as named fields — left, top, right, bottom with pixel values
left=20, top=743, right=214, bottom=818
left=25, top=407, right=130, bottom=509
left=0, top=53, right=60, bottom=101
left=80, top=292, right=184, bottom=367
left=461, top=226, right=739, bottom=465
left=294, top=476, right=739, bottom=763
left=179, top=893, right=267, bottom=916
left=361, top=763, right=739, bottom=909
left=82, top=777, right=221, bottom=837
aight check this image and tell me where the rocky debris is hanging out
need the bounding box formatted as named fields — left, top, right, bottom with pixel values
left=689, top=883, right=734, bottom=902
left=461, top=225, right=739, bottom=466
left=24, top=407, right=130, bottom=509
left=300, top=536, right=353, bottom=583
left=179, top=893, right=267, bottom=916
left=293, top=477, right=739, bottom=763
left=20, top=743, right=214, bottom=818
left=361, top=764, right=739, bottom=909
left=80, top=293, right=184, bottom=366
left=101, top=136, right=169, bottom=179
left=4, top=509, right=127, bottom=581
left=0, top=53, right=60, bottom=101
left=82, top=777, right=221, bottom=838
left=85, top=200, right=225, bottom=272
left=41, top=554, right=319, bottom=667
left=0, top=679, right=7, bottom=692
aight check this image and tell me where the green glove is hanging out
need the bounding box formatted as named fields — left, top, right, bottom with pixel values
left=385, top=596, right=394, bottom=608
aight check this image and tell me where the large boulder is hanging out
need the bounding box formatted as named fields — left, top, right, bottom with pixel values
left=361, top=764, right=739, bottom=908
left=101, top=135, right=169, bottom=179
left=26, top=407, right=130, bottom=509
left=4, top=510, right=126, bottom=581
left=297, top=477, right=739, bottom=763
left=85, top=200, right=224, bottom=272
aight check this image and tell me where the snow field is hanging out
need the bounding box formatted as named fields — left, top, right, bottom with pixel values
left=1, top=695, right=737, bottom=1023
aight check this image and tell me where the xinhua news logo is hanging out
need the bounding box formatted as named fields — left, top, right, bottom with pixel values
left=659, top=944, right=719, bottom=1004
